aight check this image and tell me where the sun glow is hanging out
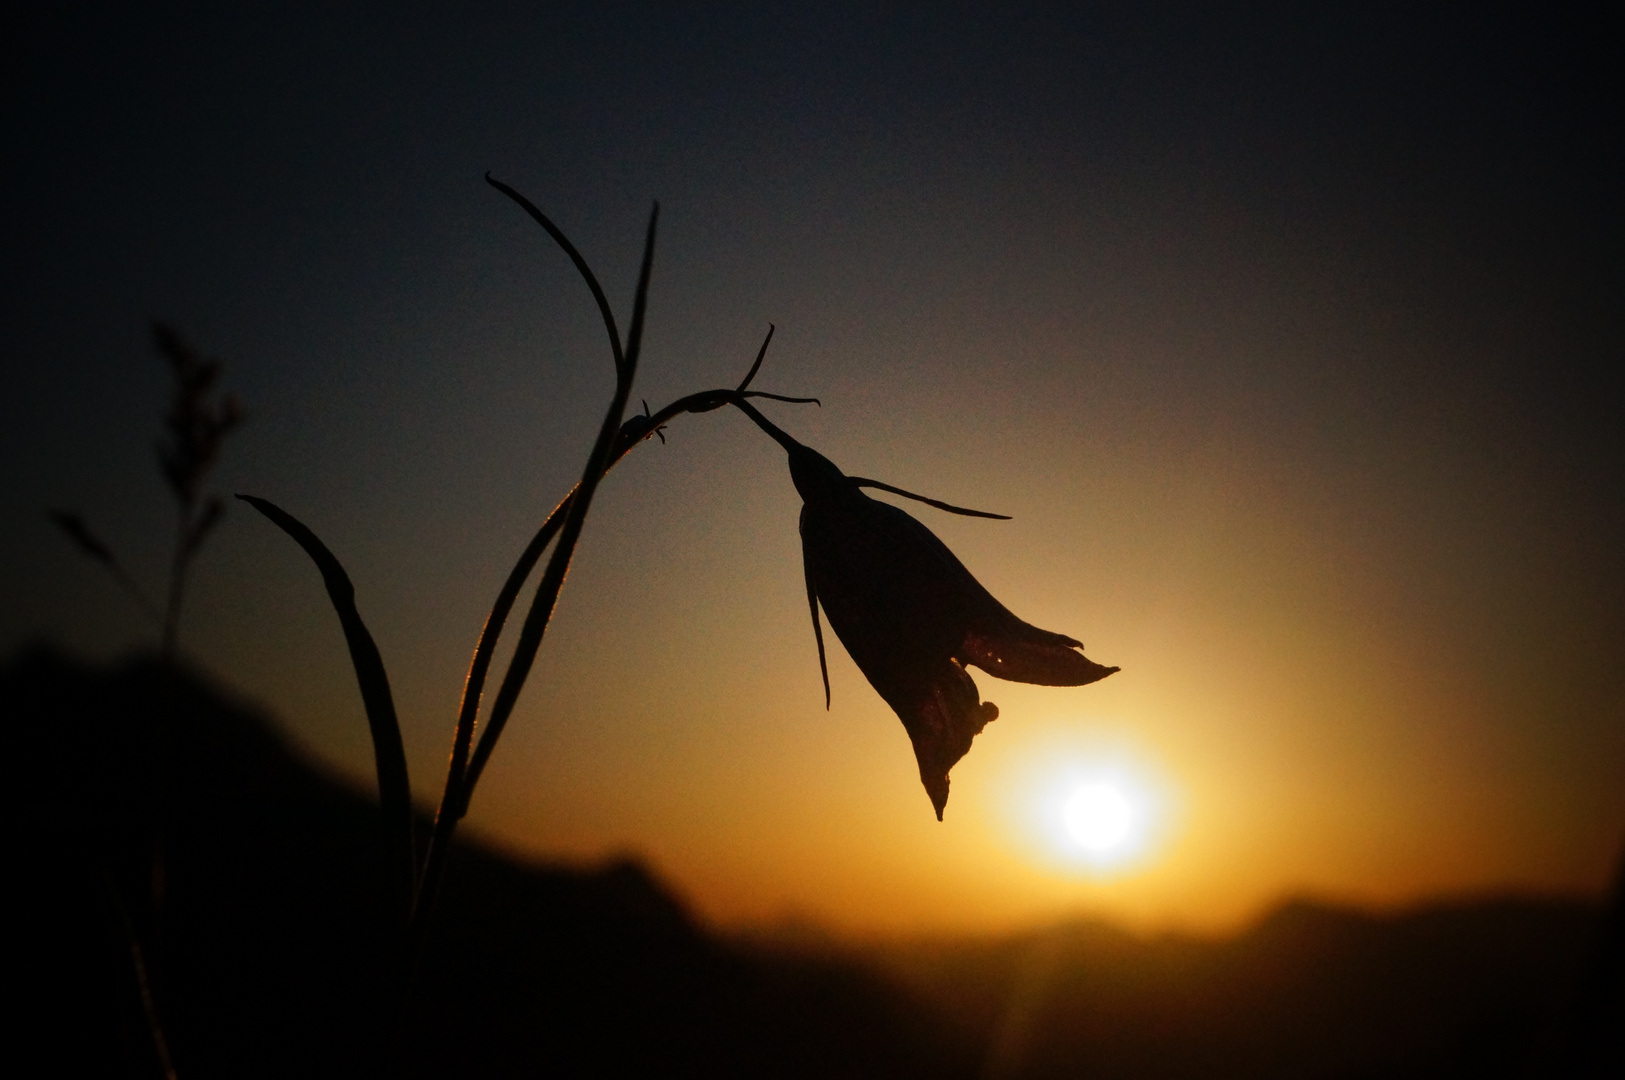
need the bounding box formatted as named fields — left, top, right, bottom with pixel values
left=995, top=726, right=1171, bottom=876
left=1064, top=782, right=1135, bottom=852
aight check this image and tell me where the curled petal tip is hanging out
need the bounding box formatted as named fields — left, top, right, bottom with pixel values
left=962, top=631, right=1119, bottom=687
left=912, top=693, right=996, bottom=821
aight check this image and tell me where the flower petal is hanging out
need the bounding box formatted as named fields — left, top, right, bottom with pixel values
left=790, top=441, right=1116, bottom=817
left=799, top=506, right=832, bottom=709
left=959, top=627, right=1120, bottom=686
left=799, top=493, right=1004, bottom=817
left=902, top=659, right=999, bottom=820
left=847, top=498, right=1122, bottom=687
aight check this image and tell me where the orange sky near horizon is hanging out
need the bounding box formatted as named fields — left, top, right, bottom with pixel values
left=7, top=3, right=1620, bottom=941
left=215, top=279, right=1621, bottom=938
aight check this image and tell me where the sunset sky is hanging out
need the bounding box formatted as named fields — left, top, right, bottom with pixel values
left=5, top=2, right=1620, bottom=937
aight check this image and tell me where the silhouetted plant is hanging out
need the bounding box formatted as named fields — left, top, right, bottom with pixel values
left=51, top=323, right=243, bottom=660
left=152, top=325, right=243, bottom=656
left=48, top=324, right=242, bottom=1080
left=233, top=175, right=1118, bottom=1060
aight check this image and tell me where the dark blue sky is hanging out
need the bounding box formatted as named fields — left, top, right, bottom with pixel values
left=8, top=2, right=1616, bottom=490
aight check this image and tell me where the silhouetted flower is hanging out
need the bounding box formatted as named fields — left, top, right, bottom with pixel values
left=782, top=433, right=1118, bottom=819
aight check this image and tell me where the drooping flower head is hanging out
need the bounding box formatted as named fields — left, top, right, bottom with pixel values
left=735, top=401, right=1118, bottom=819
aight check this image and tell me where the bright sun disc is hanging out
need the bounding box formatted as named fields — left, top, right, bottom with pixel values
left=996, top=729, right=1169, bottom=876
left=1063, top=783, right=1134, bottom=852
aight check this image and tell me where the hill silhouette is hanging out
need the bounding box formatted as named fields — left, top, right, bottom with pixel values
left=9, top=648, right=1617, bottom=1077
left=857, top=896, right=1610, bottom=1078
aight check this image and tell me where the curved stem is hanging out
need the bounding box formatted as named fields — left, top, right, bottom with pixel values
left=105, top=869, right=178, bottom=1080
left=727, top=396, right=805, bottom=454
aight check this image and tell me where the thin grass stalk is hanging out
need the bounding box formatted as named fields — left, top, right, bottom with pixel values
left=726, top=397, right=803, bottom=454
left=48, top=511, right=166, bottom=627
left=458, top=202, right=658, bottom=813
left=416, top=206, right=802, bottom=942
left=161, top=506, right=190, bottom=659
left=148, top=504, right=192, bottom=1057
left=728, top=398, right=1010, bottom=521
left=427, top=211, right=789, bottom=868
left=413, top=187, right=646, bottom=935
left=437, top=393, right=807, bottom=838
left=104, top=869, right=178, bottom=1080
left=430, top=358, right=804, bottom=786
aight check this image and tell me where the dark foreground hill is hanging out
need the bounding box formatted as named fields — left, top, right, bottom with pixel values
left=11, top=648, right=965, bottom=1079
left=8, top=648, right=1620, bottom=1078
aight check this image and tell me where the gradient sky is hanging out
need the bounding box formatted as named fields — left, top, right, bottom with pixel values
left=5, top=2, right=1620, bottom=936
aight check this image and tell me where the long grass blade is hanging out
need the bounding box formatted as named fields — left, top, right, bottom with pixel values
left=235, top=494, right=415, bottom=920
left=418, top=197, right=683, bottom=938
left=621, top=203, right=658, bottom=370
left=413, top=490, right=572, bottom=929
left=485, top=174, right=627, bottom=376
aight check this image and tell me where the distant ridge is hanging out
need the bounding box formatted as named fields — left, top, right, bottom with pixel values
left=8, top=646, right=1616, bottom=1078
left=859, top=894, right=1612, bottom=1079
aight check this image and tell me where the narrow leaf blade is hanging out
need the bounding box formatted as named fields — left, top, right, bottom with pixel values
left=236, top=494, right=416, bottom=920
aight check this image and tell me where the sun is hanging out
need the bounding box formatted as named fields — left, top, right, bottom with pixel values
left=1051, top=769, right=1155, bottom=871
left=1063, top=782, right=1135, bottom=853
left=1032, top=760, right=1161, bottom=872
left=992, top=726, right=1170, bottom=876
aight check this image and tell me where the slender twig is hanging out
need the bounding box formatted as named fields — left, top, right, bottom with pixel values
left=728, top=398, right=1008, bottom=518
left=417, top=389, right=818, bottom=922
left=415, top=348, right=815, bottom=954
left=727, top=397, right=804, bottom=453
